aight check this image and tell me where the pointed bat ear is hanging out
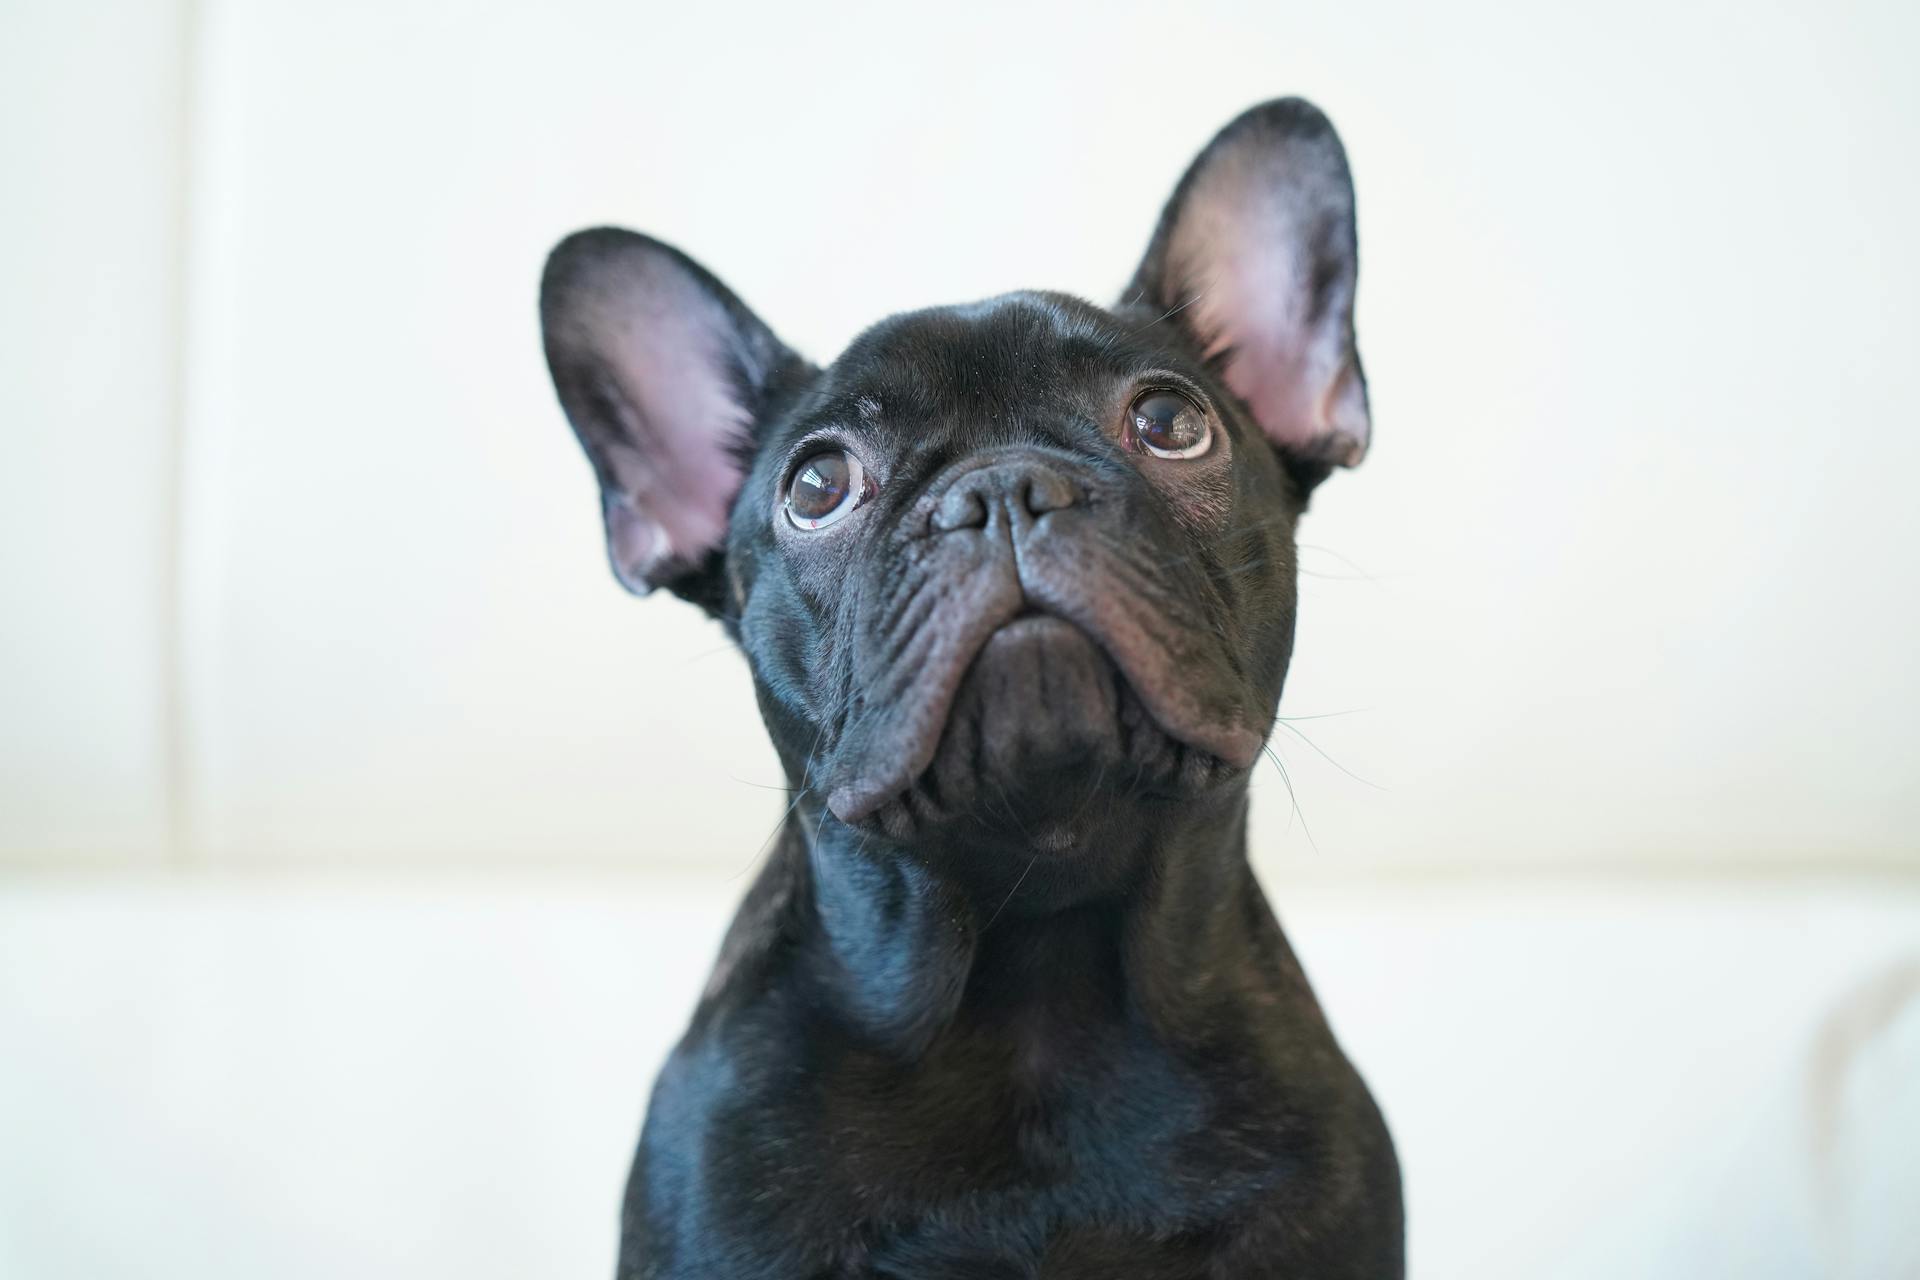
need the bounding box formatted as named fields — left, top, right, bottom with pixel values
left=1126, top=98, right=1371, bottom=480
left=540, top=228, right=803, bottom=606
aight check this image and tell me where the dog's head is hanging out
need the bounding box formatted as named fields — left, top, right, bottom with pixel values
left=541, top=99, right=1368, bottom=866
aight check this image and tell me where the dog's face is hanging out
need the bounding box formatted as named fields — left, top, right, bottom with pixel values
left=542, top=100, right=1368, bottom=873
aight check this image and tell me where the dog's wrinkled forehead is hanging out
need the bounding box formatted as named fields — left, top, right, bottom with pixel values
left=784, top=292, right=1198, bottom=460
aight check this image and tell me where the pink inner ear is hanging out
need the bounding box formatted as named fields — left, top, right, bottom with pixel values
left=1170, top=160, right=1369, bottom=467
left=588, top=262, right=754, bottom=588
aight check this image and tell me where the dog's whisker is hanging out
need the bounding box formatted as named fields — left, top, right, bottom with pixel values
left=1262, top=741, right=1319, bottom=855
left=725, top=774, right=802, bottom=793
left=1294, top=542, right=1399, bottom=586
left=987, top=778, right=1036, bottom=844
left=683, top=641, right=739, bottom=666
left=981, top=855, right=1039, bottom=932
left=1069, top=760, right=1109, bottom=826
left=1298, top=567, right=1394, bottom=584
left=1274, top=721, right=1386, bottom=790
left=1222, top=555, right=1273, bottom=579
left=1132, top=281, right=1214, bottom=333
left=797, top=720, right=829, bottom=793
left=729, top=785, right=812, bottom=881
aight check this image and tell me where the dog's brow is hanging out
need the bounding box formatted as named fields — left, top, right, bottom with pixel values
left=855, top=395, right=882, bottom=422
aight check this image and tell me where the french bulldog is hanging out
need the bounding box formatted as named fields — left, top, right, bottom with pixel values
left=540, top=97, right=1401, bottom=1280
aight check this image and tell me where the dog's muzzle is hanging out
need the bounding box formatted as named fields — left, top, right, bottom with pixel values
left=824, top=450, right=1264, bottom=825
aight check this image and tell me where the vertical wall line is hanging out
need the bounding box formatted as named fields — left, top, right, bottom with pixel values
left=162, top=0, right=208, bottom=868
left=172, top=0, right=247, bottom=870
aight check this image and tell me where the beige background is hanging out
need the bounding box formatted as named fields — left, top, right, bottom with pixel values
left=5, top=0, right=1917, bottom=875
left=4, top=6, right=1919, bottom=1278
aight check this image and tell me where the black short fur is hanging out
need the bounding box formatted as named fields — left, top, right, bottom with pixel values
left=539, top=98, right=1402, bottom=1279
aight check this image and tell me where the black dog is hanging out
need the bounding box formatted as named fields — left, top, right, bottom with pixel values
left=540, top=98, right=1401, bottom=1279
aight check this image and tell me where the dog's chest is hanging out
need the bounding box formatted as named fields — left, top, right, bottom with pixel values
left=826, top=1011, right=1286, bottom=1225
left=809, top=1063, right=1201, bottom=1276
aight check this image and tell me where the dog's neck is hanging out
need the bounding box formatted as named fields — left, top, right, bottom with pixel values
left=786, top=788, right=1292, bottom=1060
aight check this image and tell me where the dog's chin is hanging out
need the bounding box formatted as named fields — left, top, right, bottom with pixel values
left=857, top=616, right=1242, bottom=848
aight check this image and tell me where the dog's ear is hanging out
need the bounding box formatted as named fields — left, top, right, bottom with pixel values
left=541, top=228, right=801, bottom=607
left=1126, top=98, right=1369, bottom=479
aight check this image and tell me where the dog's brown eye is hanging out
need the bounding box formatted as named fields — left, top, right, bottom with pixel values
left=785, top=449, right=871, bottom=530
left=1130, top=391, right=1212, bottom=460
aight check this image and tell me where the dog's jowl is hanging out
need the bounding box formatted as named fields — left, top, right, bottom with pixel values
left=540, top=98, right=1402, bottom=1279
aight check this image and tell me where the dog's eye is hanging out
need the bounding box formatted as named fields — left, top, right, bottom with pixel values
left=785, top=449, right=872, bottom=530
left=1129, top=391, right=1212, bottom=460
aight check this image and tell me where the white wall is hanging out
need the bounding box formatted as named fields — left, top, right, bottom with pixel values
left=1, top=2, right=189, bottom=865
left=4, top=11, right=1918, bottom=1278
left=4, top=0, right=1918, bottom=871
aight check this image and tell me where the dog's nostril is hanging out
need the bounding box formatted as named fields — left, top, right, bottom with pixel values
left=1020, top=471, right=1078, bottom=517
left=930, top=460, right=1080, bottom=534
left=931, top=485, right=990, bottom=532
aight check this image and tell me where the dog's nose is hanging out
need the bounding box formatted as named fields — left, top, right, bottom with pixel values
left=930, top=457, right=1082, bottom=533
